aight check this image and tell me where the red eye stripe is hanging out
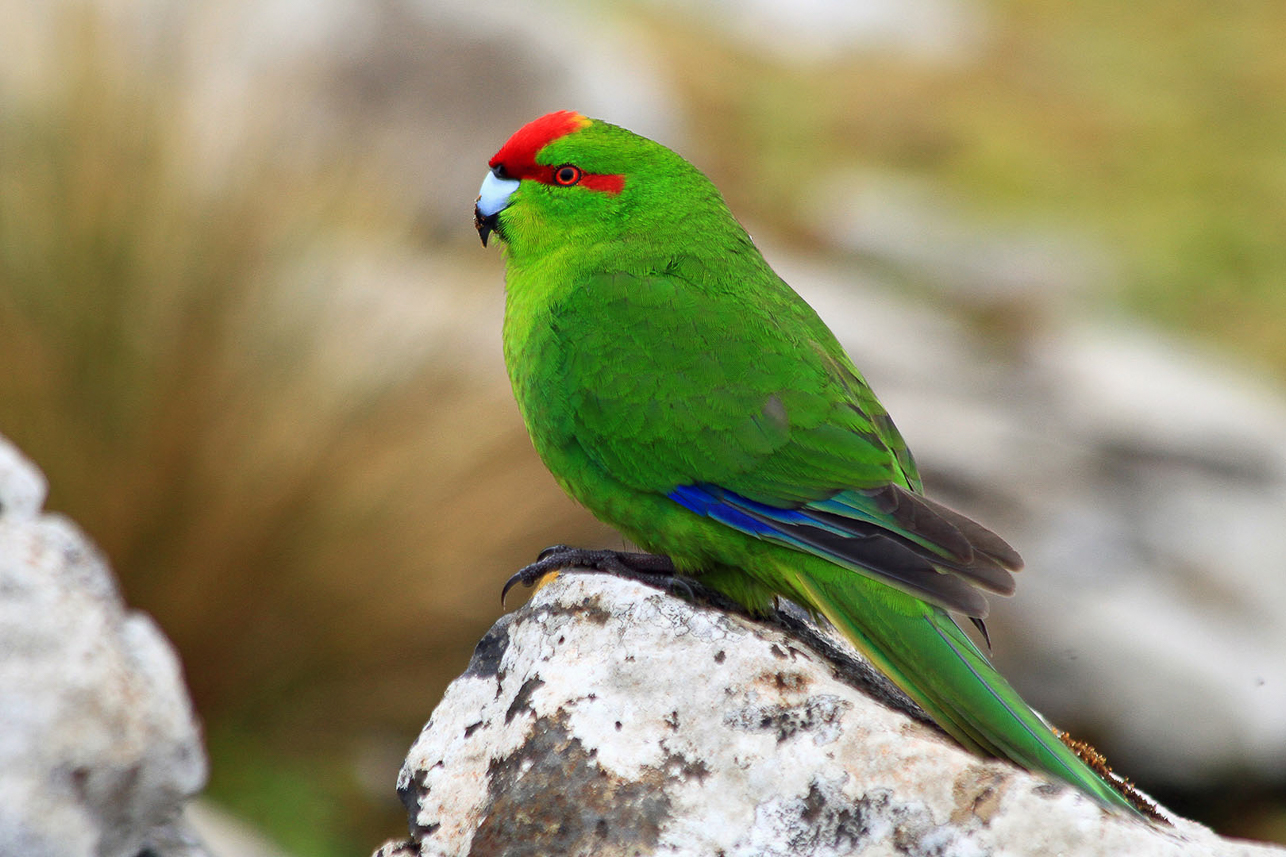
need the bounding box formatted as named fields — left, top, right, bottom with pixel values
left=496, top=162, right=625, bottom=195
left=578, top=172, right=625, bottom=194
left=488, top=110, right=625, bottom=195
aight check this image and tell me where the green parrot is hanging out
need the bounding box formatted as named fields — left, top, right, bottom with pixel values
left=475, top=110, right=1144, bottom=816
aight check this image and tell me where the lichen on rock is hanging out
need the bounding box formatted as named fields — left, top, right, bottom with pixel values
left=381, top=572, right=1286, bottom=856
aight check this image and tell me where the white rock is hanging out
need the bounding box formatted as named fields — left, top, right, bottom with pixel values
left=812, top=172, right=1109, bottom=306
left=640, top=0, right=988, bottom=63
left=385, top=574, right=1282, bottom=856
left=0, top=434, right=47, bottom=519
left=0, top=434, right=209, bottom=857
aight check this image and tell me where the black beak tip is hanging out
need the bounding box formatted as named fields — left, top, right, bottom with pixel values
left=474, top=200, right=497, bottom=248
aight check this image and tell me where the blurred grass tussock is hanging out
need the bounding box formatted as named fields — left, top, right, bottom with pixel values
left=0, top=9, right=609, bottom=853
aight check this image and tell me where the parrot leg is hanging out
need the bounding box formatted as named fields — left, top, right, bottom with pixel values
left=501, top=545, right=691, bottom=605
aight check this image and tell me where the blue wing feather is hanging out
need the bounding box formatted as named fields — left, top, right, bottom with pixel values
left=669, top=483, right=1015, bottom=616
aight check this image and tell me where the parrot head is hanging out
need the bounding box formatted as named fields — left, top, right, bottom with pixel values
left=475, top=111, right=738, bottom=266
left=475, top=111, right=615, bottom=248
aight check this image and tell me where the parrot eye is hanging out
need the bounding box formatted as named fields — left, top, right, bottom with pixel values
left=553, top=165, right=582, bottom=186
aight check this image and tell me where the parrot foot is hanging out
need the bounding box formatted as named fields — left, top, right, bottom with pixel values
left=502, top=545, right=687, bottom=606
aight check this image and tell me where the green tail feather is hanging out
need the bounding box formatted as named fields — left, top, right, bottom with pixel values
left=789, top=568, right=1142, bottom=816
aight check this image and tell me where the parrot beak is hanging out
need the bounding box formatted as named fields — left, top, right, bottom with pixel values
left=474, top=204, right=498, bottom=247
left=475, top=169, right=519, bottom=247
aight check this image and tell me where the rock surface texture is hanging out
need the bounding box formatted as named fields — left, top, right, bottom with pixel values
left=0, top=433, right=209, bottom=857
left=379, top=573, right=1285, bottom=857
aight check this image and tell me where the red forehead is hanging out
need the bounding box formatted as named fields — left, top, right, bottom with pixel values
left=489, top=110, right=592, bottom=172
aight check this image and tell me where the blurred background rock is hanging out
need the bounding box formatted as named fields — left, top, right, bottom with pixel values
left=1, top=0, right=1283, bottom=853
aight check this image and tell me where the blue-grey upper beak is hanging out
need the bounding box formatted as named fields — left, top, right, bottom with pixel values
left=475, top=170, right=519, bottom=246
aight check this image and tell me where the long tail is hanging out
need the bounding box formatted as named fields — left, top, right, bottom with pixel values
left=787, top=566, right=1143, bottom=816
